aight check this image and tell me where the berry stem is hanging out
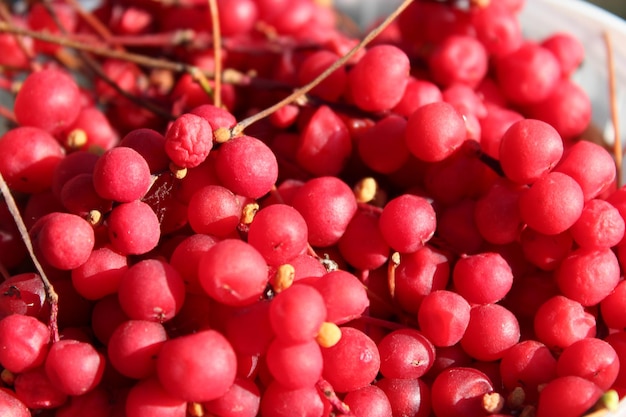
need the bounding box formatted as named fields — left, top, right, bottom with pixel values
left=388, top=252, right=400, bottom=299
left=0, top=20, right=213, bottom=78
left=0, top=104, right=16, bottom=123
left=207, top=0, right=223, bottom=108
left=316, top=378, right=354, bottom=416
left=0, top=2, right=41, bottom=72
left=0, top=261, right=9, bottom=281
left=228, top=0, right=417, bottom=138
left=64, top=0, right=115, bottom=44
left=43, top=1, right=176, bottom=121
left=0, top=172, right=60, bottom=343
left=604, top=31, right=622, bottom=187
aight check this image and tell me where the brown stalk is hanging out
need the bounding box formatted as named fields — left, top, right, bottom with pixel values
left=0, top=2, right=41, bottom=72
left=64, top=0, right=115, bottom=43
left=41, top=1, right=175, bottom=120
left=0, top=172, right=60, bottom=343
left=228, top=0, right=417, bottom=138
left=604, top=31, right=622, bottom=187
left=207, top=0, right=222, bottom=108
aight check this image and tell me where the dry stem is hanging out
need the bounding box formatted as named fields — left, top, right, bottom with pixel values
left=0, top=2, right=40, bottom=72
left=0, top=172, right=59, bottom=342
left=604, top=31, right=622, bottom=187
left=207, top=0, right=223, bottom=108
left=228, top=0, right=417, bottom=137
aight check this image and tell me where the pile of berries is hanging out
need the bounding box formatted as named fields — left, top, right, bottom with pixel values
left=0, top=0, right=624, bottom=416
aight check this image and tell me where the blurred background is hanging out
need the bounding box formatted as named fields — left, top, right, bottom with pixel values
left=587, top=1, right=626, bottom=19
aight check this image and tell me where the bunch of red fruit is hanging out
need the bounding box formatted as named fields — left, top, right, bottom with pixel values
left=0, top=0, right=624, bottom=416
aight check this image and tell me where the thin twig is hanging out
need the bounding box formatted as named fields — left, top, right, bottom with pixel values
left=229, top=0, right=416, bottom=137
left=207, top=0, right=222, bottom=108
left=0, top=172, right=59, bottom=342
left=0, top=20, right=257, bottom=88
left=0, top=20, right=203, bottom=75
left=41, top=0, right=175, bottom=121
left=64, top=0, right=115, bottom=43
left=0, top=104, right=16, bottom=123
left=0, top=262, right=9, bottom=281
left=0, top=2, right=41, bottom=72
left=604, top=31, right=622, bottom=187
left=316, top=379, right=354, bottom=416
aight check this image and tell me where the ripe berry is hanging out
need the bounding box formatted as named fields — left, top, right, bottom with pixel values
left=0, top=126, right=65, bottom=194
left=290, top=176, right=357, bottom=247
left=453, top=252, right=514, bottom=305
left=156, top=329, right=237, bottom=402
left=107, top=200, right=160, bottom=255
left=269, top=284, right=326, bottom=343
left=379, top=194, right=436, bottom=254
left=31, top=212, right=95, bottom=271
left=118, top=259, right=186, bottom=323
left=14, top=69, right=81, bottom=134
left=199, top=239, right=269, bottom=307
left=215, top=135, right=278, bottom=199
left=44, top=339, right=105, bottom=396
left=348, top=44, right=410, bottom=112
left=164, top=113, right=213, bottom=168
left=247, top=204, right=309, bottom=266
left=428, top=35, right=488, bottom=88
left=405, top=101, right=467, bottom=162
left=321, top=327, right=381, bottom=393
left=93, top=147, right=152, bottom=203
left=518, top=172, right=584, bottom=235
left=498, top=119, right=563, bottom=185
left=296, top=105, right=352, bottom=176
left=0, top=314, right=50, bottom=373
left=495, top=42, right=561, bottom=105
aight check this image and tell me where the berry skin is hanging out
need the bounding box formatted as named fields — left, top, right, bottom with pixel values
left=44, top=339, right=105, bottom=396
left=2, top=3, right=625, bottom=417
left=418, top=290, right=470, bottom=347
left=429, top=35, right=488, bottom=88
left=269, top=284, right=327, bottom=343
left=378, top=329, right=435, bottom=379
left=0, top=314, right=50, bottom=373
left=495, top=42, right=561, bottom=105
left=348, top=44, right=410, bottom=112
left=32, top=212, right=95, bottom=271
left=534, top=295, right=596, bottom=350
left=107, top=200, right=161, bottom=256
left=453, top=252, right=514, bottom=305
left=290, top=176, right=358, bottom=248
left=247, top=204, right=308, bottom=267
left=555, top=247, right=620, bottom=307
left=498, top=119, right=563, bottom=185
left=460, top=304, right=520, bottom=362
left=321, top=327, right=381, bottom=393
left=118, top=259, right=186, bottom=323
left=164, top=113, right=213, bottom=168
left=518, top=172, right=584, bottom=235
left=430, top=367, right=494, bottom=417
left=0, top=127, right=65, bottom=194
left=405, top=101, right=467, bottom=162
left=215, top=135, right=278, bottom=199
left=536, top=376, right=602, bottom=417
left=0, top=388, right=30, bottom=417
left=379, top=194, right=436, bottom=254
left=14, top=69, right=81, bottom=135
left=92, top=147, right=152, bottom=203
left=156, top=329, right=237, bottom=402
left=199, top=239, right=269, bottom=307
left=296, top=105, right=352, bottom=176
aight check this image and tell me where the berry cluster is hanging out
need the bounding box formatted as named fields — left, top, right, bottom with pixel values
left=0, top=0, right=624, bottom=416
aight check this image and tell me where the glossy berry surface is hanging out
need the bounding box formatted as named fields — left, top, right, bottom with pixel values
left=0, top=1, right=624, bottom=416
